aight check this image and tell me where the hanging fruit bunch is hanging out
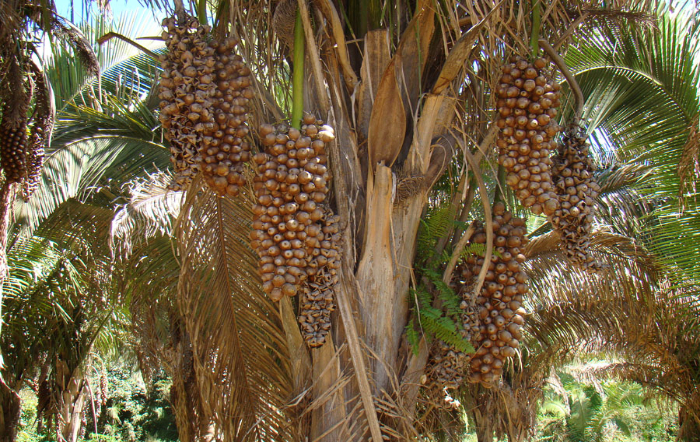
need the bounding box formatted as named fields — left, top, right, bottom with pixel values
left=158, top=15, right=253, bottom=196
left=0, top=59, right=54, bottom=198
left=297, top=211, right=341, bottom=347
left=428, top=203, right=529, bottom=389
left=459, top=202, right=529, bottom=388
left=198, top=39, right=253, bottom=197
left=250, top=114, right=340, bottom=347
left=23, top=62, right=53, bottom=200
left=0, top=111, right=29, bottom=185
left=550, top=126, right=601, bottom=271
left=495, top=56, right=562, bottom=217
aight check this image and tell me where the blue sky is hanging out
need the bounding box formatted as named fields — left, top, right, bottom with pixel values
left=54, top=0, right=163, bottom=27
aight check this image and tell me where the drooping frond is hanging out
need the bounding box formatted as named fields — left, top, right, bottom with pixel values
left=110, top=171, right=181, bottom=256
left=174, top=180, right=295, bottom=440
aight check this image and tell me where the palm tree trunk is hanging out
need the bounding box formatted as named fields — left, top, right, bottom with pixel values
left=54, top=362, right=88, bottom=442
left=0, top=376, right=20, bottom=442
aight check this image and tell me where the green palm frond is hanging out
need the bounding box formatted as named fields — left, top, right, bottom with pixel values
left=556, top=10, right=700, bottom=281
left=13, top=11, right=168, bottom=238
left=14, top=110, right=169, bottom=237
left=46, top=11, right=163, bottom=110
left=567, top=12, right=699, bottom=177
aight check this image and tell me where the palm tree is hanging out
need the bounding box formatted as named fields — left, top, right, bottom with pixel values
left=9, top=1, right=700, bottom=442
left=109, top=0, right=675, bottom=440
left=538, top=371, right=673, bottom=441
left=0, top=10, right=166, bottom=441
left=443, top=7, right=700, bottom=441
left=0, top=0, right=102, bottom=321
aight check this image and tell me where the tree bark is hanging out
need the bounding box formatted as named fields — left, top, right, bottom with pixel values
left=0, top=377, right=20, bottom=442
left=55, top=364, right=88, bottom=442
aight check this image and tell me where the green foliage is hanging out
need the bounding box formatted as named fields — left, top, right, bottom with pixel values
left=90, top=368, right=178, bottom=442
left=417, top=204, right=455, bottom=269
left=459, top=243, right=486, bottom=260
left=16, top=365, right=178, bottom=442
left=423, top=269, right=461, bottom=318
left=405, top=318, right=420, bottom=356
left=419, top=308, right=474, bottom=354
left=409, top=199, right=477, bottom=356
left=536, top=367, right=679, bottom=442
left=408, top=285, right=474, bottom=355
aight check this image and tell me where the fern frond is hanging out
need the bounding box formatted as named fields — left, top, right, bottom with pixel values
left=460, top=243, right=487, bottom=259
left=419, top=313, right=474, bottom=354
left=424, top=269, right=462, bottom=317
left=406, top=319, right=421, bottom=356
left=417, top=203, right=456, bottom=264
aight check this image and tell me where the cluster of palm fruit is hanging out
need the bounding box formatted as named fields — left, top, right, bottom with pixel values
left=1, top=63, right=52, bottom=198
left=496, top=56, right=562, bottom=217
left=298, top=227, right=340, bottom=347
left=250, top=115, right=339, bottom=346
left=458, top=202, right=528, bottom=388
left=23, top=64, right=52, bottom=199
left=159, top=15, right=253, bottom=196
left=429, top=203, right=529, bottom=389
left=0, top=119, right=28, bottom=183
left=551, top=126, right=601, bottom=270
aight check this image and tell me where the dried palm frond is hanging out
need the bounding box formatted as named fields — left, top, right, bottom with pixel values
left=174, top=179, right=296, bottom=440
left=110, top=171, right=180, bottom=256
left=37, top=8, right=100, bottom=76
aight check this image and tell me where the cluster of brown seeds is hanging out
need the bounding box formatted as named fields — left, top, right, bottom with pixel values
left=250, top=115, right=339, bottom=347
left=428, top=203, right=529, bottom=390
left=429, top=341, right=467, bottom=389
left=0, top=119, right=28, bottom=183
left=250, top=115, right=337, bottom=296
left=551, top=127, right=601, bottom=270
left=23, top=66, right=52, bottom=200
left=459, top=202, right=528, bottom=388
left=298, top=237, right=339, bottom=347
left=159, top=15, right=252, bottom=195
left=496, top=56, right=562, bottom=217
left=198, top=39, right=252, bottom=197
left=23, top=121, right=46, bottom=199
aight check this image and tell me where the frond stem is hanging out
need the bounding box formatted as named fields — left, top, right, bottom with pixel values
left=530, top=0, right=541, bottom=56
left=197, top=0, right=207, bottom=26
left=451, top=174, right=477, bottom=249
left=442, top=223, right=475, bottom=285
left=291, top=8, right=305, bottom=129
left=173, top=0, right=186, bottom=22
left=97, top=32, right=159, bottom=60
left=539, top=38, right=584, bottom=124
left=493, top=164, right=506, bottom=204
